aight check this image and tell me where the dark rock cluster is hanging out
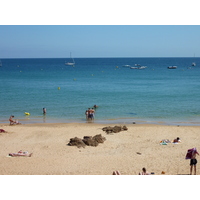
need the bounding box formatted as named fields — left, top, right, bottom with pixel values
left=68, top=134, right=106, bottom=148
left=102, top=125, right=128, bottom=134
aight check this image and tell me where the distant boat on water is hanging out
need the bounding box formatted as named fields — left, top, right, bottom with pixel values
left=65, top=52, right=75, bottom=66
left=192, top=62, right=196, bottom=66
left=192, top=53, right=196, bottom=66
left=122, top=65, right=131, bottom=68
left=130, top=64, right=147, bottom=69
left=168, top=66, right=177, bottom=69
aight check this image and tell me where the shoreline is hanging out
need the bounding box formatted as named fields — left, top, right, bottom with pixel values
left=1, top=122, right=200, bottom=175
left=1, top=116, right=200, bottom=126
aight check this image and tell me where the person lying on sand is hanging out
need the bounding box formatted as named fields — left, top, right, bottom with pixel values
left=9, top=115, right=21, bottom=125
left=139, top=167, right=150, bottom=175
left=172, top=137, right=181, bottom=143
left=8, top=150, right=32, bottom=157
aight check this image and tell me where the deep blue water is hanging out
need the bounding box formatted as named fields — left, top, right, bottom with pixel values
left=1, top=57, right=200, bottom=125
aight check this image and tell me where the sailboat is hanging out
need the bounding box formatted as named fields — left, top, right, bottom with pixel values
left=192, top=62, right=196, bottom=66
left=65, top=52, right=75, bottom=66
left=192, top=53, right=196, bottom=66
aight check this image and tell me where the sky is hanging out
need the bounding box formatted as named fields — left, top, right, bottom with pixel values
left=0, top=0, right=200, bottom=58
left=0, top=25, right=200, bottom=58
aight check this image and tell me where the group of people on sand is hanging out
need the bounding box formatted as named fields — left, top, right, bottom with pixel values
left=113, top=144, right=199, bottom=175
left=113, top=168, right=151, bottom=175
left=9, top=108, right=47, bottom=125
left=85, top=105, right=98, bottom=121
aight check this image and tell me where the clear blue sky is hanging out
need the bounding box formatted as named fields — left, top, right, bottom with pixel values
left=0, top=25, right=200, bottom=58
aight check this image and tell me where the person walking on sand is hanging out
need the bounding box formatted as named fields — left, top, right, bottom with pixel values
left=190, top=149, right=199, bottom=175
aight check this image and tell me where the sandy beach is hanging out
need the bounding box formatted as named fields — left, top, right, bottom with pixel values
left=0, top=122, right=200, bottom=175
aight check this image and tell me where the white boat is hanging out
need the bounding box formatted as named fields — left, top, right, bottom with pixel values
left=130, top=64, right=147, bottom=69
left=168, top=66, right=177, bottom=69
left=138, top=66, right=147, bottom=69
left=122, top=65, right=131, bottom=67
left=192, top=62, right=196, bottom=66
left=65, top=52, right=75, bottom=66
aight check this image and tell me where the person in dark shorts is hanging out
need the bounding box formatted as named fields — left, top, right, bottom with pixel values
left=190, top=150, right=199, bottom=175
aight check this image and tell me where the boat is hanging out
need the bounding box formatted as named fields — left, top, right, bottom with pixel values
left=130, top=64, right=147, bottom=69
left=130, top=66, right=147, bottom=69
left=122, top=65, right=131, bottom=68
left=192, top=53, right=196, bottom=66
left=138, top=66, right=147, bottom=69
left=65, top=52, right=75, bottom=66
left=168, top=66, right=177, bottom=69
left=192, top=62, right=196, bottom=66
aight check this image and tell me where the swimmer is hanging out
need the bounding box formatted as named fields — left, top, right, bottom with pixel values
left=43, top=108, right=46, bottom=114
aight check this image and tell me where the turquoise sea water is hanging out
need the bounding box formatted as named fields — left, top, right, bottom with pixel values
left=0, top=57, right=200, bottom=125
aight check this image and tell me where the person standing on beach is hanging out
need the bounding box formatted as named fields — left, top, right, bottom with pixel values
left=190, top=149, right=199, bottom=175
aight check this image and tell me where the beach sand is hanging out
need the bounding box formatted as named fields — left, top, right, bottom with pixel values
left=0, top=123, right=199, bottom=175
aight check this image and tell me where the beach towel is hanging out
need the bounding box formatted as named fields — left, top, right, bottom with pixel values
left=159, top=139, right=170, bottom=145
left=185, top=148, right=198, bottom=159
left=160, top=141, right=167, bottom=145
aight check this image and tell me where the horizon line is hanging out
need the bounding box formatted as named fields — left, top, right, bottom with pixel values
left=1, top=56, right=199, bottom=59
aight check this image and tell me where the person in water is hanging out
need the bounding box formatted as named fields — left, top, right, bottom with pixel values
left=94, top=105, right=98, bottom=109
left=88, top=108, right=95, bottom=120
left=43, top=108, right=46, bottom=114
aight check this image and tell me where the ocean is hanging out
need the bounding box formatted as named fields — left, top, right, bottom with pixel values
left=0, top=57, right=200, bottom=125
